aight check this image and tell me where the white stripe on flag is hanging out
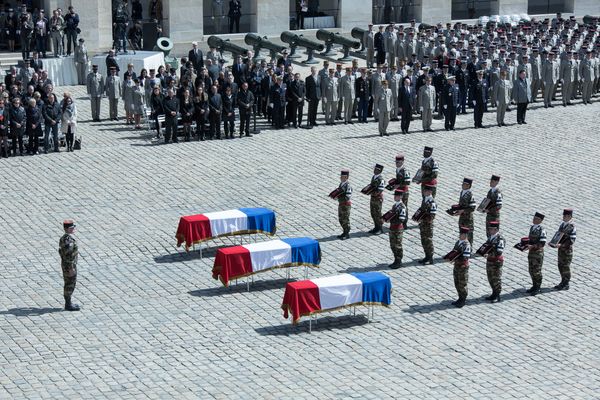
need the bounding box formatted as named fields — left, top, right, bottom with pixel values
left=311, top=274, right=363, bottom=311
left=243, top=240, right=292, bottom=272
left=204, top=209, right=248, bottom=237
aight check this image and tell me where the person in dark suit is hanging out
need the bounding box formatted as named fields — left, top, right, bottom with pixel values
left=232, top=55, right=247, bottom=85
left=473, top=70, right=488, bottom=128
left=208, top=85, right=223, bottom=139
left=285, top=73, right=304, bottom=128
left=260, top=69, right=273, bottom=122
left=277, top=50, right=292, bottom=70
left=305, top=66, right=320, bottom=127
left=355, top=68, right=369, bottom=123
left=105, top=49, right=120, bottom=76
left=398, top=77, right=414, bottom=134
left=237, top=81, right=254, bottom=137
left=228, top=0, right=241, bottom=33
left=442, top=76, right=460, bottom=131
left=162, top=88, right=180, bottom=143
left=374, top=25, right=385, bottom=66
left=270, top=76, right=285, bottom=129
left=188, top=42, right=204, bottom=72
left=31, top=52, right=44, bottom=73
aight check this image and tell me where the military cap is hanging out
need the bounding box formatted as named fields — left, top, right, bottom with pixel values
left=92, top=64, right=98, bottom=68
left=422, top=66, right=430, bottom=71
left=424, top=146, right=433, bottom=155
left=476, top=70, right=484, bottom=74
left=78, top=38, right=84, bottom=42
left=447, top=75, right=456, bottom=81
left=459, top=226, right=470, bottom=234
left=341, top=169, right=350, bottom=176
left=489, top=221, right=500, bottom=228
left=394, top=189, right=405, bottom=196
left=563, top=208, right=573, bottom=216
left=395, top=154, right=405, bottom=160
left=534, top=212, right=545, bottom=220
left=442, top=65, right=449, bottom=69
left=463, top=178, right=473, bottom=185
left=490, top=174, right=501, bottom=181
left=374, top=163, right=384, bottom=171
left=532, top=48, right=539, bottom=52
left=63, top=220, right=76, bottom=229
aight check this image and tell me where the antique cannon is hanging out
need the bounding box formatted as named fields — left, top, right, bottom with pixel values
left=351, top=27, right=367, bottom=52
left=583, top=15, right=599, bottom=25
left=244, top=33, right=286, bottom=61
left=316, top=29, right=361, bottom=61
left=207, top=35, right=248, bottom=60
left=280, top=31, right=325, bottom=64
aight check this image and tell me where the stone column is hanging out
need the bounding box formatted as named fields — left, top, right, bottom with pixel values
left=163, top=0, right=204, bottom=44
left=254, top=0, right=288, bottom=36
left=418, top=0, right=451, bottom=25
left=77, top=0, right=113, bottom=52
left=490, top=0, right=528, bottom=15
left=339, top=0, right=372, bottom=31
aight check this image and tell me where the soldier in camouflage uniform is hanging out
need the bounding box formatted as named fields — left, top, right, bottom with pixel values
left=418, top=184, right=437, bottom=265
left=484, top=175, right=503, bottom=235
left=416, top=146, right=439, bottom=198
left=479, top=220, right=505, bottom=302
left=553, top=208, right=577, bottom=290
left=384, top=189, right=408, bottom=269
left=526, top=212, right=547, bottom=296
left=387, top=154, right=411, bottom=212
left=367, top=163, right=385, bottom=235
left=451, top=226, right=471, bottom=308
left=337, top=169, right=353, bottom=240
left=456, top=178, right=476, bottom=247
left=58, top=220, right=80, bottom=311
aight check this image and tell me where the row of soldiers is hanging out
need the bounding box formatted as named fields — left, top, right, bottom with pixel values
left=331, top=146, right=576, bottom=307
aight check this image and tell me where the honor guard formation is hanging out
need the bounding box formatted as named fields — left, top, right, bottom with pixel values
left=329, top=146, right=577, bottom=307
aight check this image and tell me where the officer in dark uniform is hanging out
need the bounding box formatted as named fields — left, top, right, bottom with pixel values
left=473, top=70, right=487, bottom=128
left=59, top=220, right=80, bottom=311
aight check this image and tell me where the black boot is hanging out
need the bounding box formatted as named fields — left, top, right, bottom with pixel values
left=368, top=227, right=377, bottom=234
left=337, top=231, right=345, bottom=240
left=389, top=259, right=402, bottom=269
left=554, top=279, right=566, bottom=290
left=342, top=229, right=350, bottom=240
left=485, top=292, right=496, bottom=301
left=418, top=257, right=428, bottom=264
left=454, top=297, right=466, bottom=308
left=492, top=292, right=501, bottom=303
left=64, top=296, right=80, bottom=311
left=562, top=281, right=570, bottom=290
left=422, top=257, right=434, bottom=265
left=527, top=285, right=541, bottom=296
left=373, top=226, right=383, bottom=235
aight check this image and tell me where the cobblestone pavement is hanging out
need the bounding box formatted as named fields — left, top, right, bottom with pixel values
left=1, top=74, right=599, bottom=399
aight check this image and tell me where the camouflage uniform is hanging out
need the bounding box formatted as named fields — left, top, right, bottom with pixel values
left=458, top=188, right=476, bottom=246
left=388, top=201, right=408, bottom=265
left=337, top=180, right=353, bottom=236
left=418, top=194, right=437, bottom=259
left=485, top=187, right=502, bottom=234
left=452, top=239, right=471, bottom=301
left=392, top=166, right=411, bottom=210
left=418, top=156, right=439, bottom=198
left=527, top=224, right=547, bottom=289
left=59, top=232, right=79, bottom=298
left=369, top=173, right=385, bottom=231
left=485, top=232, right=505, bottom=294
left=556, top=220, right=577, bottom=285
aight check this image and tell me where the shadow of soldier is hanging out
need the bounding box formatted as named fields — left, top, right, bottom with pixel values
left=0, top=307, right=64, bottom=316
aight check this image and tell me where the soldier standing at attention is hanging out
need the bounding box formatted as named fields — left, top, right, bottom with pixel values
left=457, top=178, right=476, bottom=247
left=390, top=154, right=411, bottom=211
left=368, top=163, right=385, bottom=235
left=337, top=169, right=352, bottom=240
left=59, top=220, right=80, bottom=311
left=385, top=189, right=408, bottom=269
left=377, top=80, right=392, bottom=136
left=86, top=64, right=104, bottom=122
left=418, top=74, right=435, bottom=132
left=451, top=226, right=471, bottom=308
left=104, top=67, right=121, bottom=121
left=485, top=175, right=502, bottom=235
left=553, top=209, right=577, bottom=290
left=526, top=212, right=547, bottom=295
left=74, top=38, right=88, bottom=85
left=418, top=184, right=437, bottom=265
left=417, top=146, right=439, bottom=198
left=481, top=220, right=505, bottom=303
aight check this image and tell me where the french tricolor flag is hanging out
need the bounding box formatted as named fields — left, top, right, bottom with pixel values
left=213, top=238, right=321, bottom=286
left=282, top=272, right=392, bottom=323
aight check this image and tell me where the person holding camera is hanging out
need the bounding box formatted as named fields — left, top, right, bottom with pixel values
left=64, top=6, right=79, bottom=56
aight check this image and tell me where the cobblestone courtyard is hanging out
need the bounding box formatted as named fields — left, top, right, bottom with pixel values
left=0, top=82, right=599, bottom=399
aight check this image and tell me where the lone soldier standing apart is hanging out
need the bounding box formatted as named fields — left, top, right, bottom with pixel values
left=59, top=220, right=80, bottom=311
left=451, top=226, right=471, bottom=308
left=385, top=188, right=408, bottom=269
left=337, top=169, right=352, bottom=240
left=526, top=212, right=547, bottom=295
left=86, top=64, right=104, bottom=122
left=418, top=146, right=439, bottom=198
left=481, top=220, right=505, bottom=303
left=485, top=175, right=502, bottom=235
left=457, top=178, right=476, bottom=247
left=368, top=163, right=385, bottom=235
left=553, top=209, right=577, bottom=290
left=418, top=184, right=437, bottom=265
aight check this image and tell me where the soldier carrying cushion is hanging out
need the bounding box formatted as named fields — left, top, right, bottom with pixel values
left=59, top=220, right=80, bottom=311
left=336, top=169, right=352, bottom=240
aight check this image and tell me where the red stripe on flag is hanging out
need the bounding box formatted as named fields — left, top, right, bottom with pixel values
left=282, top=280, right=321, bottom=323
left=212, top=246, right=252, bottom=287
left=176, top=214, right=212, bottom=249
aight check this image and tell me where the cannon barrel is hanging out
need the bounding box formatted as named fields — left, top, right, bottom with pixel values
left=281, top=31, right=324, bottom=52
left=583, top=15, right=599, bottom=25
left=316, top=29, right=360, bottom=50
left=207, top=35, right=248, bottom=58
left=244, top=33, right=286, bottom=56
left=351, top=27, right=366, bottom=41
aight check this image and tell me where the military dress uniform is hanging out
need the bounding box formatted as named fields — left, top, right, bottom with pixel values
left=457, top=178, right=476, bottom=246
left=554, top=208, right=577, bottom=290
left=418, top=185, right=437, bottom=264
left=526, top=212, right=547, bottom=295
left=418, top=146, right=439, bottom=198
left=86, top=65, right=105, bottom=121
left=386, top=189, right=408, bottom=269
left=485, top=175, right=503, bottom=234
left=337, top=170, right=352, bottom=240
left=451, top=227, right=471, bottom=308
left=59, top=220, right=80, bottom=311
left=482, top=221, right=505, bottom=302
left=368, top=164, right=385, bottom=234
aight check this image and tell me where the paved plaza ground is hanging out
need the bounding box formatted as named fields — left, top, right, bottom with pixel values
left=1, top=67, right=599, bottom=398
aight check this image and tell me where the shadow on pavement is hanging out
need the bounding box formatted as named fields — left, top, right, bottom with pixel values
left=0, top=307, right=63, bottom=316
left=188, top=277, right=293, bottom=297
left=255, top=314, right=370, bottom=336
left=317, top=230, right=373, bottom=243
